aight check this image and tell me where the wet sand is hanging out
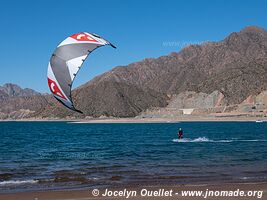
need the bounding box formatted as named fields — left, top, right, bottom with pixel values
left=1, top=182, right=266, bottom=200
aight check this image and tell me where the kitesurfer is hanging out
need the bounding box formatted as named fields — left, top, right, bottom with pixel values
left=178, top=128, right=183, bottom=139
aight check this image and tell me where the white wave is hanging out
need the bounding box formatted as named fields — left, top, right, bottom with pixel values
left=240, top=176, right=267, bottom=180
left=215, top=140, right=233, bottom=142
left=172, top=137, right=267, bottom=143
left=237, top=139, right=267, bottom=142
left=229, top=139, right=267, bottom=142
left=0, top=179, right=38, bottom=186
left=172, top=137, right=214, bottom=143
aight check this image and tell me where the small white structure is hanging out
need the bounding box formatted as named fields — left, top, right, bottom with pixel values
left=180, top=108, right=194, bottom=115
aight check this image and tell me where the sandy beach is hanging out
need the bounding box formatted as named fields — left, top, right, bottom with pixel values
left=1, top=182, right=266, bottom=200
left=70, top=115, right=266, bottom=123
left=1, top=114, right=266, bottom=123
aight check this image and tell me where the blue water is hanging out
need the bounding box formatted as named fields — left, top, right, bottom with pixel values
left=0, top=121, right=267, bottom=192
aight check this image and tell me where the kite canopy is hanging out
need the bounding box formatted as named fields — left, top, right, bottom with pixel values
left=47, top=32, right=116, bottom=113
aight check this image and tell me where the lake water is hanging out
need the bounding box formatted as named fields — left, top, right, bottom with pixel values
left=0, top=121, right=266, bottom=192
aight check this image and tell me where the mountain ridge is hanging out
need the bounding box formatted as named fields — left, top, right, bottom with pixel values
left=0, top=83, right=40, bottom=99
left=1, top=26, right=267, bottom=119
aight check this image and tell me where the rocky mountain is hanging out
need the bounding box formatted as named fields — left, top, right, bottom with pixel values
left=70, top=26, right=267, bottom=116
left=84, top=26, right=267, bottom=104
left=0, top=84, right=45, bottom=119
left=1, top=26, right=267, bottom=119
left=0, top=83, right=39, bottom=99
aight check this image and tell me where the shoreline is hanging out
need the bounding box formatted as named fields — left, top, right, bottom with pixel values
left=0, top=116, right=266, bottom=123
left=1, top=182, right=266, bottom=200
left=71, top=116, right=267, bottom=123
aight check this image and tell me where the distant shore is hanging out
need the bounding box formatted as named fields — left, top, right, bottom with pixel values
left=71, top=116, right=266, bottom=123
left=1, top=182, right=266, bottom=200
left=1, top=115, right=266, bottom=123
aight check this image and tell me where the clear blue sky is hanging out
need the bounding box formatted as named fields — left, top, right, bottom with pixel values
left=0, top=0, right=266, bottom=92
